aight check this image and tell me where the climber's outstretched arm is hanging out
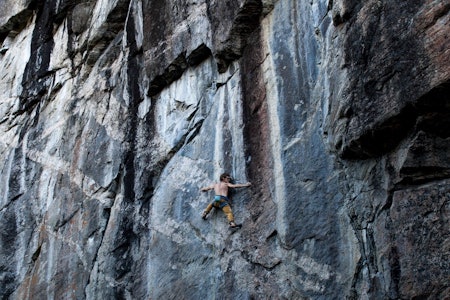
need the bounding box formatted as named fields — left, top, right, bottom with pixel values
left=200, top=184, right=214, bottom=192
left=227, top=182, right=251, bottom=189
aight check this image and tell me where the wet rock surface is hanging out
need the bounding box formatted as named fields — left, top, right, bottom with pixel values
left=0, top=0, right=449, bottom=299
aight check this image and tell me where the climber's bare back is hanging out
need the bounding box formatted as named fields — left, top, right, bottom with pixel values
left=214, top=182, right=231, bottom=197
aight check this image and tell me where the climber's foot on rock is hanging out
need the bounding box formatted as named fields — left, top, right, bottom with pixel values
left=229, top=222, right=242, bottom=229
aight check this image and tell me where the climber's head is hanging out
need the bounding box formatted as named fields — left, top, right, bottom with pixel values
left=220, top=173, right=232, bottom=182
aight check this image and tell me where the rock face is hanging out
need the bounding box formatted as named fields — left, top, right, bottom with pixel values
left=0, top=0, right=448, bottom=299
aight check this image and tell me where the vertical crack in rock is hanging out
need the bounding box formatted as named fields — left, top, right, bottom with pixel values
left=105, top=4, right=141, bottom=296
left=237, top=13, right=291, bottom=299
left=241, top=25, right=273, bottom=222
left=84, top=204, right=111, bottom=293
left=19, top=1, right=56, bottom=114
left=347, top=216, right=380, bottom=298
left=0, top=203, right=19, bottom=298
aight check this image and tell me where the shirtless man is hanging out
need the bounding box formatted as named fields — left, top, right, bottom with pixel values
left=201, top=173, right=251, bottom=228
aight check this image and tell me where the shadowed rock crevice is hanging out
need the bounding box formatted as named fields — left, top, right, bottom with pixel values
left=329, top=0, right=360, bottom=26
left=210, top=0, right=263, bottom=72
left=0, top=4, right=35, bottom=45
left=52, top=0, right=78, bottom=25
left=89, top=7, right=144, bottom=298
left=241, top=26, right=272, bottom=212
left=336, top=0, right=441, bottom=160
left=147, top=44, right=212, bottom=97
left=19, top=0, right=56, bottom=114
left=340, top=104, right=418, bottom=159
left=394, top=81, right=450, bottom=187
left=341, top=79, right=450, bottom=160
left=148, top=51, right=187, bottom=97
left=342, top=78, right=450, bottom=299
left=0, top=208, right=18, bottom=298
left=82, top=0, right=130, bottom=67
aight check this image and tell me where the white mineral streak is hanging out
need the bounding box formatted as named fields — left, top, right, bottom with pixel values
left=261, top=15, right=287, bottom=245
left=226, top=65, right=247, bottom=180
left=156, top=71, right=202, bottom=149
left=0, top=23, right=34, bottom=151
left=90, top=0, right=120, bottom=40
left=213, top=83, right=226, bottom=175
left=149, top=58, right=218, bottom=239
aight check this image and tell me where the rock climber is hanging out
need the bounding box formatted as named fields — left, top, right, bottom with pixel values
left=200, top=173, right=251, bottom=229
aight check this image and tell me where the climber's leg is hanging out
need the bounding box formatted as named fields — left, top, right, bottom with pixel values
left=202, top=203, right=214, bottom=220
left=222, top=204, right=235, bottom=223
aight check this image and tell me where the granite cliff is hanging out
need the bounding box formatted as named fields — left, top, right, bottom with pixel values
left=0, top=0, right=449, bottom=299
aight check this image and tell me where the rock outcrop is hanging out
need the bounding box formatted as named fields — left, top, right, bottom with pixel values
left=0, top=0, right=448, bottom=299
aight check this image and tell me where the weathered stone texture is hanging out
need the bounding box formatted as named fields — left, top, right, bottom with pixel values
left=331, top=0, right=450, bottom=159
left=390, top=181, right=449, bottom=299
left=0, top=0, right=448, bottom=299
